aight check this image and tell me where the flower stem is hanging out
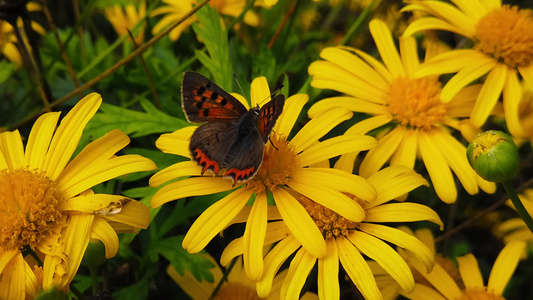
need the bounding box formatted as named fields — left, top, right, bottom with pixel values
left=502, top=180, right=533, bottom=234
left=340, top=0, right=376, bottom=46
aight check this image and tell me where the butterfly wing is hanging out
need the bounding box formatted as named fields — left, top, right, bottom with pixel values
left=256, top=94, right=285, bottom=143
left=189, top=119, right=242, bottom=176
left=181, top=71, right=248, bottom=123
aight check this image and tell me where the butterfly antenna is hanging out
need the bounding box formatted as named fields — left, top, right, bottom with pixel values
left=233, top=74, right=248, bottom=100
left=259, top=84, right=285, bottom=106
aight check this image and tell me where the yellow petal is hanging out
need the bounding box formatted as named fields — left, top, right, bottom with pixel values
left=369, top=19, right=405, bottom=78
left=367, top=165, right=428, bottom=207
left=149, top=161, right=201, bottom=187
left=0, top=130, right=24, bottom=170
left=400, top=35, right=419, bottom=76
left=518, top=64, right=533, bottom=92
left=441, top=57, right=497, bottom=103
left=307, top=96, right=388, bottom=119
left=43, top=93, right=102, bottom=180
left=409, top=255, right=463, bottom=299
left=273, top=188, right=326, bottom=258
left=59, top=154, right=156, bottom=199
left=452, top=0, right=487, bottom=20
left=0, top=251, right=24, bottom=300
left=337, top=236, right=383, bottom=300
left=419, top=131, right=457, bottom=203
left=288, top=180, right=365, bottom=222
left=348, top=231, right=414, bottom=292
left=348, top=47, right=393, bottom=84
left=251, top=76, right=270, bottom=107
left=335, top=115, right=393, bottom=173
left=487, top=240, right=526, bottom=295
left=456, top=254, right=483, bottom=289
left=400, top=283, right=448, bottom=300
left=298, top=135, right=377, bottom=167
left=414, top=49, right=490, bottom=79
left=150, top=177, right=234, bottom=208
left=183, top=188, right=252, bottom=253
left=318, top=239, right=340, bottom=299
left=503, top=69, right=525, bottom=137
left=360, top=127, right=405, bottom=178
left=309, top=62, right=388, bottom=102
left=280, top=248, right=317, bottom=299
left=256, top=236, right=300, bottom=297
left=359, top=223, right=436, bottom=271
left=365, top=203, right=443, bottom=229
left=407, top=1, right=476, bottom=36
left=24, top=112, right=60, bottom=169
left=274, top=94, right=308, bottom=137
left=319, top=47, right=389, bottom=92
left=243, top=193, right=267, bottom=280
left=290, top=108, right=352, bottom=154
left=471, top=63, right=507, bottom=127
left=390, top=129, right=418, bottom=169
left=403, top=17, right=467, bottom=37
left=155, top=126, right=196, bottom=157
left=102, top=198, right=150, bottom=229
left=292, top=168, right=376, bottom=202
left=91, top=219, right=119, bottom=258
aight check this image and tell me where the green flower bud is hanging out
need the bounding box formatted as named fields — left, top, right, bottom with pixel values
left=467, top=130, right=519, bottom=182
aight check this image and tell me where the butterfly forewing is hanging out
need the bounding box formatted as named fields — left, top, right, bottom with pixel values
left=181, top=71, right=248, bottom=123
left=257, top=94, right=285, bottom=143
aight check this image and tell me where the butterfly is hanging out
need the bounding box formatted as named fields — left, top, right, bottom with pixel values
left=181, top=71, right=285, bottom=184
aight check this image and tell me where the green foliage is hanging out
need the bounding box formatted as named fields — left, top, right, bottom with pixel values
left=192, top=5, right=233, bottom=91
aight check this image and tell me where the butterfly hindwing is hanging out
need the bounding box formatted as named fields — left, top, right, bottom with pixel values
left=257, top=94, right=285, bottom=142
left=181, top=71, right=248, bottom=123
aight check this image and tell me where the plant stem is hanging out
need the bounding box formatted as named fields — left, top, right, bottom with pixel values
left=340, top=0, right=375, bottom=46
left=503, top=180, right=533, bottom=234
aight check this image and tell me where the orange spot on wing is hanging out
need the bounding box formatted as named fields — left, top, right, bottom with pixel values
left=193, top=148, right=220, bottom=175
left=224, top=167, right=255, bottom=184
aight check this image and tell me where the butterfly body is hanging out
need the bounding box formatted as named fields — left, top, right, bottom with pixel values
left=181, top=71, right=284, bottom=184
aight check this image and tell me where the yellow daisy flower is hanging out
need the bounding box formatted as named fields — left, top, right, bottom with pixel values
left=104, top=1, right=146, bottom=44
left=404, top=240, right=526, bottom=299
left=402, top=0, right=533, bottom=138
left=221, top=166, right=443, bottom=300
left=167, top=253, right=318, bottom=299
left=0, top=2, right=45, bottom=68
left=372, top=228, right=527, bottom=300
left=308, top=19, right=496, bottom=204
left=0, top=93, right=157, bottom=299
left=495, top=188, right=533, bottom=245
left=150, top=75, right=377, bottom=281
left=151, top=0, right=260, bottom=41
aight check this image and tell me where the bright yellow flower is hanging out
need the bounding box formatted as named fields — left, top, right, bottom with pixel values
left=308, top=19, right=496, bottom=204
left=0, top=2, right=45, bottom=68
left=104, top=1, right=146, bottom=44
left=406, top=240, right=526, bottom=299
left=150, top=76, right=377, bottom=281
left=0, top=93, right=156, bottom=299
left=403, top=0, right=533, bottom=138
left=167, top=253, right=318, bottom=299
left=373, top=228, right=527, bottom=300
left=222, top=166, right=442, bottom=300
left=495, top=188, right=533, bottom=245
left=151, top=0, right=260, bottom=41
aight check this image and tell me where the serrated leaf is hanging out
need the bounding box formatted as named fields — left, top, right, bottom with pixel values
left=82, top=98, right=188, bottom=144
left=192, top=5, right=232, bottom=90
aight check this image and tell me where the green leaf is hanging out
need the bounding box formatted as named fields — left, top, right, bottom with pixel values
left=192, top=5, right=232, bottom=90
left=157, top=236, right=216, bottom=283
left=82, top=98, right=188, bottom=144
left=113, top=269, right=154, bottom=300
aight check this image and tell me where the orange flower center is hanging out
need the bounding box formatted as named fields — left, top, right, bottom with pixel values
left=245, top=134, right=297, bottom=194
left=0, top=169, right=63, bottom=251
left=455, top=287, right=504, bottom=300
left=298, top=194, right=362, bottom=239
left=475, top=5, right=533, bottom=68
left=387, top=77, right=446, bottom=130
left=213, top=282, right=261, bottom=300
